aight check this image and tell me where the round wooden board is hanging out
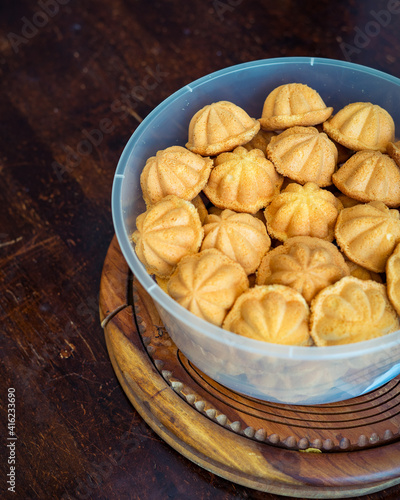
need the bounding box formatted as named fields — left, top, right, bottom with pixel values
left=100, top=236, right=400, bottom=498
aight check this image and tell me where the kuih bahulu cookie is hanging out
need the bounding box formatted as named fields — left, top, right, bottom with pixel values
left=264, top=182, right=343, bottom=242
left=203, top=146, right=282, bottom=214
left=132, top=195, right=203, bottom=278
left=167, top=249, right=249, bottom=327
left=186, top=101, right=260, bottom=156
left=310, top=276, right=399, bottom=346
left=335, top=201, right=400, bottom=273
left=140, top=146, right=213, bottom=206
left=256, top=236, right=349, bottom=303
left=266, top=126, right=338, bottom=187
left=323, top=102, right=395, bottom=153
left=201, top=209, right=271, bottom=275
left=332, top=150, right=400, bottom=208
left=259, top=83, right=333, bottom=131
left=223, top=285, right=312, bottom=346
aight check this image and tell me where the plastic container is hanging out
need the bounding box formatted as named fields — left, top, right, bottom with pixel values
left=112, top=57, right=400, bottom=405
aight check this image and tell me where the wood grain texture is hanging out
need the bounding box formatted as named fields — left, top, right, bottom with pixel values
left=102, top=236, right=400, bottom=498
left=1, top=0, right=400, bottom=498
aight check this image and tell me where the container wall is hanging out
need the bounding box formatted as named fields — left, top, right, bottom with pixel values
left=113, top=58, right=400, bottom=404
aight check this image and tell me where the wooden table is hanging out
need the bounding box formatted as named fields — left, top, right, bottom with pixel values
left=1, top=1, right=400, bottom=498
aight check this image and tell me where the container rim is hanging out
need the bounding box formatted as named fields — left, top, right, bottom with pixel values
left=112, top=56, right=400, bottom=361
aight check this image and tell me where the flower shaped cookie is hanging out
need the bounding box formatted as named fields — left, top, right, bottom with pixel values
left=323, top=102, right=395, bottom=152
left=266, top=126, right=338, bottom=186
left=335, top=201, right=400, bottom=273
left=201, top=209, right=271, bottom=275
left=140, top=146, right=213, bottom=206
left=256, top=236, right=349, bottom=303
left=203, top=146, right=282, bottom=214
left=167, top=249, right=249, bottom=326
left=264, top=182, right=343, bottom=242
left=332, top=150, right=400, bottom=207
left=132, top=195, right=203, bottom=278
left=223, top=285, right=312, bottom=346
left=259, top=83, right=333, bottom=131
left=186, top=101, right=260, bottom=156
left=310, top=277, right=399, bottom=346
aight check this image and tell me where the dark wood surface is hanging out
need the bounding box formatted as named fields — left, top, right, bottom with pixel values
left=1, top=1, right=400, bottom=499
left=100, top=236, right=400, bottom=498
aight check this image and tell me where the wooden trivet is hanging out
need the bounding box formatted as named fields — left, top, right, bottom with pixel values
left=100, top=236, right=400, bottom=498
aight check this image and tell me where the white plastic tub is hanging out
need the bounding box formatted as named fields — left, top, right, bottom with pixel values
left=112, top=57, right=400, bottom=404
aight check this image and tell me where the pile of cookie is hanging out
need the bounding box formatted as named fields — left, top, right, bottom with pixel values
left=132, top=83, right=400, bottom=347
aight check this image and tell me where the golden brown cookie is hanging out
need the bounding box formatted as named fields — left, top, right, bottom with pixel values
left=264, top=182, right=343, bottom=242
left=201, top=209, right=271, bottom=275
left=258, top=83, right=333, bottom=131
left=386, top=242, right=400, bottom=316
left=132, top=195, right=204, bottom=278
left=310, top=276, right=399, bottom=346
left=332, top=150, right=400, bottom=208
left=266, top=126, right=338, bottom=187
left=323, top=102, right=395, bottom=153
left=140, top=146, right=213, bottom=206
left=167, top=249, right=249, bottom=327
left=203, top=146, right=283, bottom=214
left=387, top=140, right=400, bottom=167
left=222, top=285, right=311, bottom=346
left=256, top=236, right=349, bottom=303
left=186, top=101, right=260, bottom=156
left=334, top=201, right=400, bottom=273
